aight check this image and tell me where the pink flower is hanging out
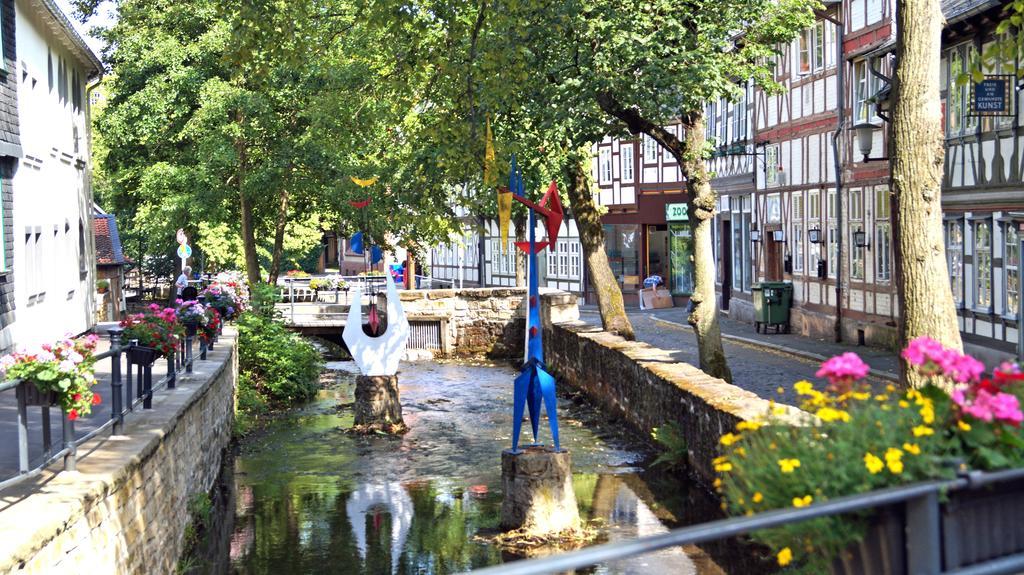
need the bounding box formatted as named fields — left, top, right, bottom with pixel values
left=903, top=336, right=984, bottom=383
left=954, top=388, right=1024, bottom=426
left=816, top=352, right=870, bottom=388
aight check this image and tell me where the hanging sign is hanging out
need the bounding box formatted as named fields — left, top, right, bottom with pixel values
left=665, top=203, right=689, bottom=222
left=176, top=244, right=192, bottom=259
left=970, top=75, right=1015, bottom=117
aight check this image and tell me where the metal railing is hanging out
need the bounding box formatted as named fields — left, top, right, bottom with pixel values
left=472, top=467, right=1024, bottom=575
left=279, top=275, right=388, bottom=324
left=0, top=326, right=214, bottom=492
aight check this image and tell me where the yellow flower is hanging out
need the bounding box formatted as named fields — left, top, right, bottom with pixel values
left=777, top=386, right=785, bottom=394
left=734, top=447, right=747, bottom=457
left=958, top=420, right=972, bottom=432
left=852, top=391, right=871, bottom=401
left=864, top=452, right=884, bottom=474
left=778, top=458, right=802, bottom=473
left=874, top=394, right=888, bottom=401
left=886, top=384, right=896, bottom=392
left=794, top=380, right=814, bottom=395
left=792, top=495, right=813, bottom=507
left=898, top=400, right=910, bottom=409
left=714, top=457, right=733, bottom=472
left=778, top=547, right=793, bottom=567
left=920, top=403, right=935, bottom=424
left=772, top=405, right=788, bottom=416
left=736, top=421, right=763, bottom=431
left=713, top=478, right=722, bottom=489
left=769, top=442, right=778, bottom=450
left=885, top=448, right=904, bottom=474
left=753, top=492, right=764, bottom=503
left=816, top=407, right=852, bottom=423
left=902, top=442, right=921, bottom=455
left=912, top=425, right=935, bottom=437
left=719, top=432, right=742, bottom=446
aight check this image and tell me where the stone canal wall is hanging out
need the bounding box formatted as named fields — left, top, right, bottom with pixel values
left=539, top=300, right=802, bottom=482
left=393, top=287, right=580, bottom=358
left=0, top=333, right=237, bottom=575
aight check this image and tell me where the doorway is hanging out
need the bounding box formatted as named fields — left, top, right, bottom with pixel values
left=721, top=220, right=732, bottom=311
left=647, top=226, right=669, bottom=282
left=765, top=229, right=785, bottom=281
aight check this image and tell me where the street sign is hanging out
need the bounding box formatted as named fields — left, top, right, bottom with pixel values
left=971, top=75, right=1015, bottom=117
left=177, top=244, right=192, bottom=259
left=666, top=203, right=689, bottom=222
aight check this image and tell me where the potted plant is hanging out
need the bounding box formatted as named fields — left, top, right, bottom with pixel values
left=176, top=300, right=208, bottom=336
left=0, top=335, right=102, bottom=420
left=716, top=340, right=1023, bottom=572
left=201, top=283, right=239, bottom=321
left=201, top=307, right=221, bottom=349
left=119, top=304, right=182, bottom=365
left=96, top=279, right=110, bottom=294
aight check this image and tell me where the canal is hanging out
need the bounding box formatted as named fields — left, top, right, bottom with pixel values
left=193, top=360, right=768, bottom=574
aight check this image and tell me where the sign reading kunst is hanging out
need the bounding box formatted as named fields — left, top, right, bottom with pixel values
left=971, top=75, right=1015, bottom=117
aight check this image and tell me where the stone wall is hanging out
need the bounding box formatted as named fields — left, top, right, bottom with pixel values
left=390, top=287, right=573, bottom=358
left=540, top=300, right=801, bottom=482
left=0, top=333, right=237, bottom=574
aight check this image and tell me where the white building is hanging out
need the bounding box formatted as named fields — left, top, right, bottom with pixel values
left=0, top=0, right=102, bottom=351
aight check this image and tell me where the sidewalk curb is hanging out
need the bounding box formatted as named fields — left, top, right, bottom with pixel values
left=641, top=314, right=900, bottom=384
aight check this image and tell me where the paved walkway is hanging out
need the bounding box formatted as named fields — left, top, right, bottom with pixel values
left=579, top=306, right=899, bottom=405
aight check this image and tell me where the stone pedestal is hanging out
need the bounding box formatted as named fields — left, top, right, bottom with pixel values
left=353, top=375, right=404, bottom=429
left=500, top=447, right=580, bottom=535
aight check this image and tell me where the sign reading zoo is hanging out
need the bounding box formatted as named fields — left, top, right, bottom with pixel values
left=970, top=75, right=1015, bottom=117
left=665, top=203, right=689, bottom=222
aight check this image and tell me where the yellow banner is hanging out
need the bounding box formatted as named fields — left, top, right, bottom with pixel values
left=498, top=189, right=512, bottom=254
left=351, top=176, right=378, bottom=188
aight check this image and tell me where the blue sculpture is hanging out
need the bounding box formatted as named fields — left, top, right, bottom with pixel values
left=507, top=161, right=564, bottom=454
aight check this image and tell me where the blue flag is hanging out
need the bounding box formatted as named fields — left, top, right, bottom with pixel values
left=350, top=232, right=364, bottom=255
left=370, top=245, right=383, bottom=265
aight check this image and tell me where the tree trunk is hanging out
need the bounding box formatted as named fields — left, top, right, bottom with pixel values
left=564, top=149, right=635, bottom=340
left=233, top=117, right=261, bottom=287
left=267, top=186, right=290, bottom=285
left=595, top=93, right=730, bottom=381
left=679, top=111, right=732, bottom=383
left=892, top=0, right=962, bottom=387
left=514, top=212, right=527, bottom=287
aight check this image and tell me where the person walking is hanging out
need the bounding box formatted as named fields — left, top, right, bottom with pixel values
left=176, top=266, right=192, bottom=298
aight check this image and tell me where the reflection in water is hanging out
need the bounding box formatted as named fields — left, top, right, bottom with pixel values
left=346, top=483, right=413, bottom=574
left=208, top=361, right=740, bottom=575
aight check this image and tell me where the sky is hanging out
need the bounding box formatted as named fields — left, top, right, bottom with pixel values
left=54, top=0, right=116, bottom=57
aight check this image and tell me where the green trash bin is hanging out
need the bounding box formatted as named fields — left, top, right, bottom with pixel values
left=754, top=281, right=793, bottom=334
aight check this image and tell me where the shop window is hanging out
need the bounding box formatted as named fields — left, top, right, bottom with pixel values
left=946, top=219, right=964, bottom=307
left=603, top=224, right=640, bottom=292
left=974, top=219, right=992, bottom=310
left=669, top=224, right=693, bottom=295
left=1005, top=223, right=1019, bottom=317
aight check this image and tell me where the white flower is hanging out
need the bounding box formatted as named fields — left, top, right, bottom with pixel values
left=58, top=359, right=77, bottom=372
left=67, top=351, right=84, bottom=364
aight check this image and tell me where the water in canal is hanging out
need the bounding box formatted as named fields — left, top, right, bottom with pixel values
left=196, top=360, right=767, bottom=574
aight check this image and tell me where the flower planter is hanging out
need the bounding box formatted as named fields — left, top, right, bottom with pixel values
left=21, top=382, right=59, bottom=407
left=183, top=321, right=199, bottom=337
left=127, top=344, right=160, bottom=366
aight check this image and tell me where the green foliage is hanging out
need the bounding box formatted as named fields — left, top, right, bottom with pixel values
left=650, top=422, right=690, bottom=471
left=237, top=312, right=322, bottom=406
left=248, top=282, right=281, bottom=318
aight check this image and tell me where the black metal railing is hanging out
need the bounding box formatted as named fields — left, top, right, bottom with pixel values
left=472, top=467, right=1024, bottom=575
left=0, top=326, right=217, bottom=491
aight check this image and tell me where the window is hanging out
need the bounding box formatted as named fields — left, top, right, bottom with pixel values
left=1006, top=223, right=1019, bottom=317
left=854, top=60, right=876, bottom=123
left=731, top=195, right=752, bottom=292
left=604, top=224, right=640, bottom=292
left=705, top=103, right=716, bottom=143
left=814, top=22, right=825, bottom=72
left=644, top=135, right=658, bottom=163
left=946, top=220, right=964, bottom=307
left=798, top=30, right=811, bottom=74
left=799, top=22, right=829, bottom=75
left=792, top=193, right=804, bottom=273
left=718, top=100, right=728, bottom=144
left=875, top=187, right=892, bottom=282
left=946, top=44, right=979, bottom=137
left=731, top=86, right=748, bottom=142
left=621, top=143, right=634, bottom=182
left=0, top=181, right=5, bottom=272
left=599, top=147, right=612, bottom=183
left=78, top=219, right=87, bottom=275
left=824, top=21, right=836, bottom=68
left=809, top=190, right=821, bottom=274
left=765, top=144, right=780, bottom=186
left=974, top=219, right=992, bottom=309
left=827, top=190, right=838, bottom=278
left=850, top=189, right=864, bottom=280
left=983, top=36, right=1016, bottom=130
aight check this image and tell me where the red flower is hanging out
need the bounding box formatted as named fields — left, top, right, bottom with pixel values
left=68, top=409, right=78, bottom=421
left=92, top=393, right=101, bottom=405
left=73, top=393, right=82, bottom=402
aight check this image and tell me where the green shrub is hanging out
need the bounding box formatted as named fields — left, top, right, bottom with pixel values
left=237, top=312, right=322, bottom=406
left=248, top=282, right=281, bottom=318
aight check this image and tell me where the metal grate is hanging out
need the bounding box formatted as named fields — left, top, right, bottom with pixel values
left=408, top=320, right=442, bottom=350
